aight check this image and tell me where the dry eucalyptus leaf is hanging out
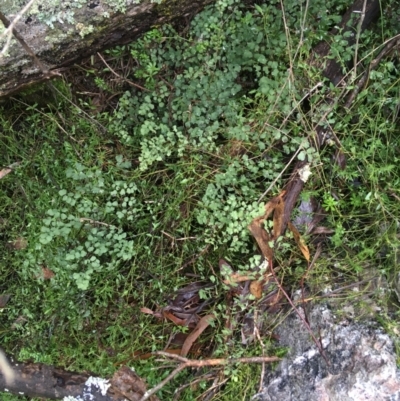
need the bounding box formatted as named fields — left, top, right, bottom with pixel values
left=288, top=221, right=310, bottom=261
left=0, top=168, right=12, bottom=179
left=181, top=314, right=215, bottom=357
left=248, top=191, right=287, bottom=261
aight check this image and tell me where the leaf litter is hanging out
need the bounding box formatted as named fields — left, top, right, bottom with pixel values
left=138, top=187, right=329, bottom=398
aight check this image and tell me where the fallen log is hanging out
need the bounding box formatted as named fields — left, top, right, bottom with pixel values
left=0, top=355, right=159, bottom=401
left=0, top=0, right=215, bottom=97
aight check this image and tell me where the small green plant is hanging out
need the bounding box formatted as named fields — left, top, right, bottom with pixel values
left=2, top=0, right=400, bottom=400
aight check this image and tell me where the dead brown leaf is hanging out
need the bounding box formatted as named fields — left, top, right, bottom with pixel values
left=11, top=237, right=28, bottom=250
left=272, top=195, right=285, bottom=239
left=0, top=168, right=12, bottom=179
left=42, top=267, right=55, bottom=279
left=111, top=365, right=160, bottom=401
left=181, top=314, right=215, bottom=357
left=288, top=222, right=310, bottom=261
left=140, top=307, right=155, bottom=315
left=248, top=222, right=273, bottom=261
left=248, top=191, right=287, bottom=261
left=0, top=294, right=11, bottom=308
left=250, top=280, right=264, bottom=299
left=162, top=310, right=190, bottom=327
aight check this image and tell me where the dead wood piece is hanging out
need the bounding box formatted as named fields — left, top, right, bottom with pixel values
left=0, top=357, right=154, bottom=401
left=0, top=0, right=215, bottom=98
left=138, top=352, right=280, bottom=401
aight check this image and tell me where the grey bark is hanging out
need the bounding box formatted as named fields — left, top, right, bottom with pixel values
left=0, top=0, right=215, bottom=97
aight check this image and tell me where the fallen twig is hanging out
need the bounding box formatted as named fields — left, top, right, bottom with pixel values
left=345, top=35, right=400, bottom=108
left=97, top=52, right=149, bottom=92
left=138, top=352, right=280, bottom=401
left=253, top=311, right=266, bottom=393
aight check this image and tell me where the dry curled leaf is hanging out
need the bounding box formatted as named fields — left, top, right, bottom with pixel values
left=0, top=168, right=12, bottom=179
left=42, top=267, right=55, bottom=279
left=288, top=222, right=310, bottom=261
left=0, top=162, right=20, bottom=179
left=250, top=280, right=264, bottom=299
left=181, top=314, right=215, bottom=357
left=248, top=191, right=287, bottom=261
left=140, top=307, right=155, bottom=315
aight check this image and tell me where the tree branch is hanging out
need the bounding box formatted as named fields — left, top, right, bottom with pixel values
left=138, top=352, right=280, bottom=401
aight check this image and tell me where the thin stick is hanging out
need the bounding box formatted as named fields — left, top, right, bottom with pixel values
left=139, top=352, right=280, bottom=401
left=172, top=373, right=215, bottom=401
left=257, top=145, right=302, bottom=203
left=345, top=36, right=399, bottom=108
left=253, top=311, right=266, bottom=393
left=79, top=218, right=116, bottom=228
left=97, top=52, right=149, bottom=92
left=279, top=81, right=323, bottom=130
left=140, top=364, right=186, bottom=401
left=352, top=0, right=368, bottom=81
left=0, top=0, right=37, bottom=55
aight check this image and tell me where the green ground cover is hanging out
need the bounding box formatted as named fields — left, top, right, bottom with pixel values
left=1, top=0, right=400, bottom=399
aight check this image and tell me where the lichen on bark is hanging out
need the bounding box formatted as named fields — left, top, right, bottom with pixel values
left=0, top=0, right=213, bottom=97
